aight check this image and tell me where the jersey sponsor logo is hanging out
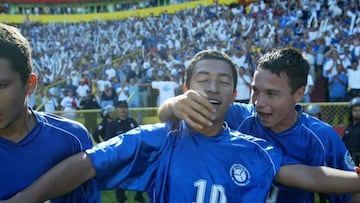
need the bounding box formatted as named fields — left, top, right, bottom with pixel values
left=345, top=150, right=356, bottom=168
left=229, top=164, right=250, bottom=186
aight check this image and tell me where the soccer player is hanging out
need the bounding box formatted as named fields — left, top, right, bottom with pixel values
left=0, top=23, right=100, bottom=202
left=158, top=48, right=360, bottom=202
left=4, top=50, right=360, bottom=203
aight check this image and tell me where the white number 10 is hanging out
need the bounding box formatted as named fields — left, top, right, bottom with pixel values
left=193, top=179, right=226, bottom=203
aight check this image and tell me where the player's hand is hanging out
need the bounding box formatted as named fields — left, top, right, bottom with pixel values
left=167, top=90, right=216, bottom=131
left=355, top=166, right=360, bottom=174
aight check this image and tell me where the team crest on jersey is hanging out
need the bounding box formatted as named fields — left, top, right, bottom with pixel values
left=344, top=150, right=356, bottom=168
left=230, top=164, right=250, bottom=186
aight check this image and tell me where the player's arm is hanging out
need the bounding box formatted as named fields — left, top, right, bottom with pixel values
left=158, top=89, right=216, bottom=131
left=4, top=152, right=95, bottom=203
left=275, top=164, right=360, bottom=193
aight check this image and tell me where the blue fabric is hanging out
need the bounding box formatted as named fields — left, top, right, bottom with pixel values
left=329, top=73, right=348, bottom=99
left=227, top=103, right=354, bottom=203
left=0, top=109, right=100, bottom=202
left=87, top=121, right=283, bottom=203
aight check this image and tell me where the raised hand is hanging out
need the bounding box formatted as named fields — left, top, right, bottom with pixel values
left=158, top=90, right=216, bottom=132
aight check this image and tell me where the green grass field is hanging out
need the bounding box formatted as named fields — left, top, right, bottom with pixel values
left=101, top=190, right=324, bottom=203
left=101, top=190, right=148, bottom=203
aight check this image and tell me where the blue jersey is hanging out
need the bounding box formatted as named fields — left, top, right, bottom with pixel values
left=87, top=121, right=283, bottom=203
left=0, top=110, right=100, bottom=202
left=226, top=103, right=354, bottom=203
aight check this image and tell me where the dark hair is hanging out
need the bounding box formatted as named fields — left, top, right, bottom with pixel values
left=185, top=50, right=238, bottom=91
left=256, top=48, right=309, bottom=93
left=0, top=23, right=33, bottom=85
left=116, top=100, right=128, bottom=108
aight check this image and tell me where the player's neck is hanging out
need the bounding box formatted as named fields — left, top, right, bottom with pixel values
left=0, top=108, right=37, bottom=143
left=271, top=109, right=299, bottom=134
left=198, top=122, right=224, bottom=137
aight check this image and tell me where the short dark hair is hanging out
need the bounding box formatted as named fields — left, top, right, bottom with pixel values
left=256, top=48, right=309, bottom=93
left=116, top=100, right=128, bottom=108
left=0, top=23, right=33, bottom=85
left=185, top=50, right=238, bottom=92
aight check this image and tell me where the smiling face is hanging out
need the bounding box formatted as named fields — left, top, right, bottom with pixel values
left=188, top=59, right=236, bottom=124
left=251, top=48, right=308, bottom=133
left=251, top=68, right=303, bottom=133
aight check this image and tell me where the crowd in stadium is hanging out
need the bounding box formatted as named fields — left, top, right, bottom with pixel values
left=0, top=0, right=193, bottom=15
left=3, top=1, right=360, bottom=202
left=14, top=0, right=360, bottom=118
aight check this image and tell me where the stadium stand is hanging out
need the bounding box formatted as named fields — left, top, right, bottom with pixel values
left=2, top=1, right=359, bottom=202
left=2, top=0, right=359, bottom=135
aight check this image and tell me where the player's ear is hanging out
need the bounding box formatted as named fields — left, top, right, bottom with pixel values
left=294, top=86, right=305, bottom=103
left=182, top=85, right=188, bottom=93
left=233, top=90, right=237, bottom=100
left=26, top=73, right=37, bottom=95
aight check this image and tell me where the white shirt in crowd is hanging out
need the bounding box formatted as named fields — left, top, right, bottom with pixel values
left=151, top=80, right=179, bottom=107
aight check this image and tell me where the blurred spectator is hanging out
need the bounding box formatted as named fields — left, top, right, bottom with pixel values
left=104, top=64, right=116, bottom=81
left=346, top=59, right=360, bottom=100
left=343, top=97, right=360, bottom=166
left=300, top=73, right=314, bottom=103
left=60, top=89, right=80, bottom=119
left=151, top=75, right=179, bottom=107
left=231, top=49, right=248, bottom=69
left=97, top=74, right=112, bottom=93
left=0, top=3, right=8, bottom=14
left=306, top=104, right=322, bottom=120
left=329, top=64, right=348, bottom=102
left=100, top=85, right=116, bottom=110
left=138, top=70, right=151, bottom=108
left=149, top=68, right=161, bottom=107
left=328, top=63, right=348, bottom=125
left=92, top=105, right=115, bottom=144
left=42, top=90, right=59, bottom=113
left=302, top=45, right=316, bottom=82
left=80, top=90, right=100, bottom=133
left=76, top=78, right=90, bottom=99
left=116, top=80, right=129, bottom=101
left=234, top=66, right=252, bottom=104
left=323, top=48, right=340, bottom=101
left=42, top=67, right=55, bottom=86
left=127, top=76, right=141, bottom=123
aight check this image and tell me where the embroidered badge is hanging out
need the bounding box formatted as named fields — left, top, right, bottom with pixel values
left=230, top=164, right=250, bottom=186
left=344, top=150, right=356, bottom=169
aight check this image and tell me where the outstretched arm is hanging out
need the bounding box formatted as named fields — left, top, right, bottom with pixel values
left=4, top=152, right=96, bottom=203
left=158, top=90, right=216, bottom=131
left=276, top=164, right=360, bottom=193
